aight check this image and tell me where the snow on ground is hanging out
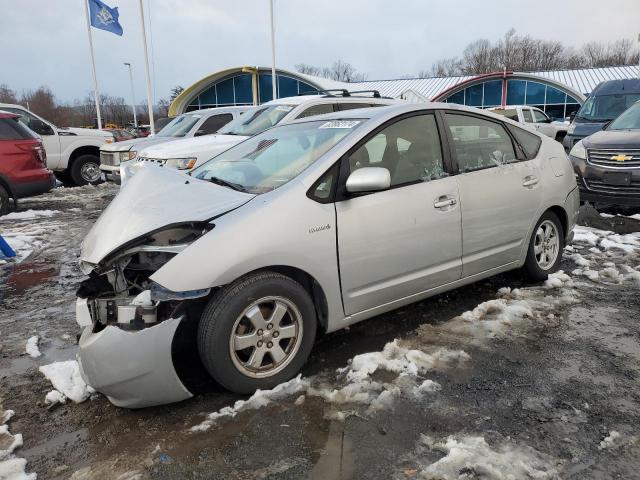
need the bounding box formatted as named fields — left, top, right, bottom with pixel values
left=568, top=227, right=640, bottom=285
left=24, top=336, right=41, bottom=358
left=1, top=210, right=59, bottom=221
left=39, top=360, right=95, bottom=404
left=0, top=405, right=36, bottom=480
left=405, top=434, right=559, bottom=480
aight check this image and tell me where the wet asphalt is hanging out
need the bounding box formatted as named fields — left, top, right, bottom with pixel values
left=1, top=185, right=640, bottom=479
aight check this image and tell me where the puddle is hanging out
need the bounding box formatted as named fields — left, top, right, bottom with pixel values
left=0, top=261, right=59, bottom=300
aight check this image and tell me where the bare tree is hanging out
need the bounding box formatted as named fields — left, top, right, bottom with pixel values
left=295, top=61, right=367, bottom=82
left=581, top=39, right=638, bottom=67
left=0, top=84, right=17, bottom=104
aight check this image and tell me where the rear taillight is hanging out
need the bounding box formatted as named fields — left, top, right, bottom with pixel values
left=34, top=143, right=47, bottom=166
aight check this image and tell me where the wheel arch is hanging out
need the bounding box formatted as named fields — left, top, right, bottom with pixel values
left=546, top=205, right=569, bottom=241
left=68, top=145, right=100, bottom=170
left=0, top=173, right=15, bottom=199
left=247, top=265, right=330, bottom=333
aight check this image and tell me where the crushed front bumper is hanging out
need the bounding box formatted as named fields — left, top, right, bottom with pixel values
left=76, top=300, right=193, bottom=408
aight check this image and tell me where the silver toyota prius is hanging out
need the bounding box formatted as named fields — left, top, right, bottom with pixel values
left=76, top=103, right=579, bottom=408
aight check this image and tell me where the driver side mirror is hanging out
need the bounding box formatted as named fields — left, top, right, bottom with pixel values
left=194, top=130, right=208, bottom=137
left=569, top=112, right=576, bottom=123
left=346, top=167, right=391, bottom=194
left=29, top=119, right=54, bottom=136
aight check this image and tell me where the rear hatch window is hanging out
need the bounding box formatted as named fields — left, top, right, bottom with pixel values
left=0, top=117, right=37, bottom=140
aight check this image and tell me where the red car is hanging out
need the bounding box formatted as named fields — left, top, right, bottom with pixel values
left=0, top=112, right=55, bottom=215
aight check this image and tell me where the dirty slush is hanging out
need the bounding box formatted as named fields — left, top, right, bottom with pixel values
left=1, top=185, right=640, bottom=479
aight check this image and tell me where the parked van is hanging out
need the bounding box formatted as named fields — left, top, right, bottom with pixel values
left=563, top=79, right=640, bottom=151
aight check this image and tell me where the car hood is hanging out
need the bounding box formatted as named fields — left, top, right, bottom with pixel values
left=80, top=166, right=255, bottom=267
left=138, top=134, right=246, bottom=160
left=100, top=136, right=173, bottom=152
left=583, top=129, right=640, bottom=149
left=62, top=127, right=113, bottom=138
left=570, top=121, right=606, bottom=138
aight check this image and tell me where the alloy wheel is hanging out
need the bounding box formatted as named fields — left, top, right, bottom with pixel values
left=81, top=162, right=101, bottom=183
left=229, top=296, right=303, bottom=378
left=534, top=220, right=560, bottom=270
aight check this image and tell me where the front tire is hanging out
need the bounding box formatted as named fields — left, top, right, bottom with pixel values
left=70, top=154, right=102, bottom=186
left=197, top=272, right=317, bottom=394
left=521, top=211, right=564, bottom=281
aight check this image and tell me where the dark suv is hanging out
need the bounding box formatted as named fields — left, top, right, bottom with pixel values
left=564, top=79, right=640, bottom=151
left=569, top=101, right=640, bottom=208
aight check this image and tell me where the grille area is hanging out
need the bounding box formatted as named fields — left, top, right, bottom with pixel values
left=584, top=178, right=640, bottom=195
left=100, top=151, right=118, bottom=166
left=587, top=149, right=640, bottom=168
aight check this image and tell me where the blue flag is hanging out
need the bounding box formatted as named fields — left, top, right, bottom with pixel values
left=88, top=0, right=123, bottom=36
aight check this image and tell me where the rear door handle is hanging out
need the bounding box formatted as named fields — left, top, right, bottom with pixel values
left=434, top=196, right=457, bottom=209
left=522, top=176, right=539, bottom=187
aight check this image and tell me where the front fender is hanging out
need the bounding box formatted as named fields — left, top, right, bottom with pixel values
left=61, top=138, right=106, bottom=167
left=150, top=185, right=345, bottom=328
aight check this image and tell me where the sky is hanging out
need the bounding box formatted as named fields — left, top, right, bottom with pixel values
left=1, top=0, right=639, bottom=104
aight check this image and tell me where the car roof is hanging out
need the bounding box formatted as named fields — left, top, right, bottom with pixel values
left=262, top=94, right=396, bottom=106
left=592, top=79, right=640, bottom=95
left=183, top=105, right=250, bottom=116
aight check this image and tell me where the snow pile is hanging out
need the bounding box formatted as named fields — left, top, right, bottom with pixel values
left=598, top=431, right=622, bottom=450
left=190, top=375, right=309, bottom=432
left=39, top=360, right=95, bottom=404
left=308, top=341, right=469, bottom=416
left=1, top=209, right=59, bottom=221
left=0, top=405, right=36, bottom=480
left=411, top=435, right=558, bottom=480
left=24, top=336, right=41, bottom=358
left=543, top=271, right=572, bottom=289
left=570, top=227, right=640, bottom=286
left=0, top=232, right=43, bottom=262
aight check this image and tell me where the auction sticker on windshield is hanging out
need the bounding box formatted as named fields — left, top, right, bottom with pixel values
left=319, top=120, right=361, bottom=129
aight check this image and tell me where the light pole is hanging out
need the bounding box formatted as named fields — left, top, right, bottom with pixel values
left=124, top=62, right=138, bottom=128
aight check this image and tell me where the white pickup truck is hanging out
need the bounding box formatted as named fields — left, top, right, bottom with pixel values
left=0, top=103, right=114, bottom=185
left=488, top=106, right=568, bottom=143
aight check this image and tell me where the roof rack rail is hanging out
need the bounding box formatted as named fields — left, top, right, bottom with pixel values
left=298, top=89, right=351, bottom=97
left=346, top=90, right=382, bottom=98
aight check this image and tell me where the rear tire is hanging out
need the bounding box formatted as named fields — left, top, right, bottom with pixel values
left=70, top=154, right=102, bottom=186
left=0, top=185, right=9, bottom=216
left=521, top=211, right=564, bottom=281
left=197, top=271, right=317, bottom=394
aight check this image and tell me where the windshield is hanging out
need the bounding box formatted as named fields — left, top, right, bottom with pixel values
left=576, top=93, right=640, bottom=122
left=217, top=104, right=294, bottom=137
left=608, top=102, right=640, bottom=130
left=191, top=119, right=363, bottom=194
left=156, top=114, right=201, bottom=137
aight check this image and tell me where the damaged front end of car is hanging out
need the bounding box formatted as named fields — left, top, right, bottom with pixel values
left=75, top=223, right=215, bottom=408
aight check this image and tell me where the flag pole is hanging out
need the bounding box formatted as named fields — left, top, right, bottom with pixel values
left=269, top=0, right=277, bottom=101
left=138, top=0, right=155, bottom=134
left=82, top=0, right=103, bottom=130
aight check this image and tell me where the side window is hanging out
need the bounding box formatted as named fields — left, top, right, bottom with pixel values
left=506, top=124, right=542, bottom=160
left=199, top=113, right=233, bottom=134
left=2, top=108, right=40, bottom=129
left=308, top=164, right=339, bottom=202
left=445, top=113, right=517, bottom=173
left=348, top=114, right=446, bottom=187
left=533, top=110, right=550, bottom=123
left=296, top=103, right=335, bottom=119
left=337, top=102, right=370, bottom=111
left=522, top=109, right=534, bottom=123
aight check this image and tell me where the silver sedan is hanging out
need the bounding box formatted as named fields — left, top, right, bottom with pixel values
left=76, top=103, right=579, bottom=407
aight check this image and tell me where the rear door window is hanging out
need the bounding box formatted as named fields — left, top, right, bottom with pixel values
left=295, top=103, right=335, bottom=119
left=522, top=109, right=534, bottom=123
left=0, top=118, right=37, bottom=140
left=445, top=113, right=517, bottom=172
left=199, top=113, right=233, bottom=134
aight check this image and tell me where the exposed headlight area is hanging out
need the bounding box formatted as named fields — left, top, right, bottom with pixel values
left=77, top=223, right=213, bottom=332
left=569, top=140, right=586, bottom=160
left=165, top=157, right=197, bottom=170
left=119, top=150, right=137, bottom=163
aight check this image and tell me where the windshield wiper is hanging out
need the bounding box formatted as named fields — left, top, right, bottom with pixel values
left=207, top=176, right=247, bottom=192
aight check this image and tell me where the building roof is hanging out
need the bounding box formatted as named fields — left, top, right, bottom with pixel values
left=348, top=65, right=640, bottom=100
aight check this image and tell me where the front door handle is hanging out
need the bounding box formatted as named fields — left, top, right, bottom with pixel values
left=434, top=196, right=457, bottom=209
left=522, top=176, right=539, bottom=187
